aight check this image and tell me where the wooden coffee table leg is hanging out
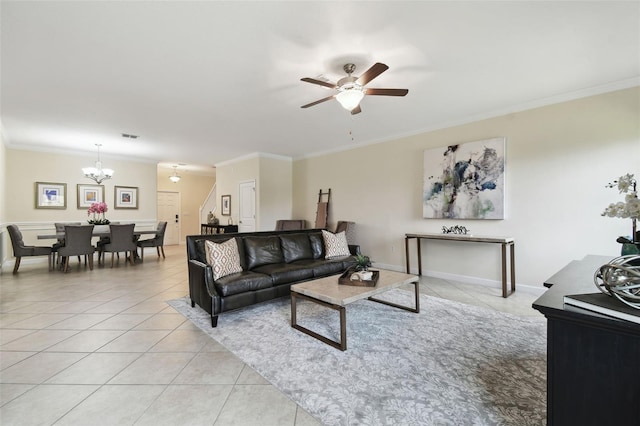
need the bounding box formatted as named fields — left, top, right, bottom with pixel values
left=291, top=291, right=347, bottom=351
left=368, top=280, right=420, bottom=313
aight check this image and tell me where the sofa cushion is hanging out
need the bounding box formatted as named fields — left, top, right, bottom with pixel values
left=280, top=233, right=314, bottom=263
left=244, top=236, right=284, bottom=270
left=205, top=239, right=243, bottom=280
left=322, top=230, right=351, bottom=259
left=252, top=263, right=314, bottom=285
left=214, top=271, right=273, bottom=297
left=290, top=258, right=347, bottom=277
left=309, top=233, right=325, bottom=259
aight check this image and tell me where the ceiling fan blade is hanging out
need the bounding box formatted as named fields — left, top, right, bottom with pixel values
left=301, top=95, right=336, bottom=109
left=301, top=77, right=337, bottom=89
left=356, top=63, right=389, bottom=86
left=351, top=105, right=362, bottom=115
left=365, top=88, right=408, bottom=96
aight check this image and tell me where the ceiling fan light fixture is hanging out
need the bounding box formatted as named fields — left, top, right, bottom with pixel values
left=336, top=88, right=364, bottom=111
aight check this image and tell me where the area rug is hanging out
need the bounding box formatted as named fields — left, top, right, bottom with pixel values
left=169, top=290, right=546, bottom=426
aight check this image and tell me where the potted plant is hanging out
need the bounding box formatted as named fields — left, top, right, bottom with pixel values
left=602, top=173, right=640, bottom=255
left=354, top=254, right=372, bottom=271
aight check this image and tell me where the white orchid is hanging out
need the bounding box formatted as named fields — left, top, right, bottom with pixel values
left=603, top=173, right=638, bottom=245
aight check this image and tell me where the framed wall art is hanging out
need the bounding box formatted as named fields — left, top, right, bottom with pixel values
left=114, top=186, right=138, bottom=209
left=35, top=182, right=67, bottom=209
left=221, top=194, right=231, bottom=215
left=423, top=137, right=506, bottom=219
left=77, top=184, right=104, bottom=208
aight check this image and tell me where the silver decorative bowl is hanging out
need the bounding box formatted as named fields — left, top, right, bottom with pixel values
left=594, top=255, right=640, bottom=309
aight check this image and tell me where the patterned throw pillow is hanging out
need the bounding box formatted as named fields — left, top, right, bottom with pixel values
left=205, top=238, right=243, bottom=280
left=322, top=230, right=350, bottom=259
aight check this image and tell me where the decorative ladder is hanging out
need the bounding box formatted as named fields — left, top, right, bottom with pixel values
left=315, top=188, right=331, bottom=229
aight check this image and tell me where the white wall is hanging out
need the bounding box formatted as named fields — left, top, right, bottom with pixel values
left=292, top=87, right=640, bottom=290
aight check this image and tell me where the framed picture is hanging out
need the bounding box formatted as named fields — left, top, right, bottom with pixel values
left=35, top=182, right=67, bottom=209
left=114, top=186, right=138, bottom=209
left=77, top=184, right=104, bottom=208
left=423, top=137, right=506, bottom=219
left=221, top=194, right=231, bottom=215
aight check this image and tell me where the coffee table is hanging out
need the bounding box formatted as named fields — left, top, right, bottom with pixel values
left=290, top=269, right=420, bottom=351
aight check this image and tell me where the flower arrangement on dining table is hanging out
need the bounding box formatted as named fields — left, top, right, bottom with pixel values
left=602, top=173, right=639, bottom=254
left=87, top=202, right=110, bottom=225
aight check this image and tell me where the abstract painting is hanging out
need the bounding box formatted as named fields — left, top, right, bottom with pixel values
left=423, top=137, right=505, bottom=219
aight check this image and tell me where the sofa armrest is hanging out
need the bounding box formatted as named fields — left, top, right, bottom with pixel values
left=348, top=244, right=361, bottom=256
left=188, top=259, right=221, bottom=317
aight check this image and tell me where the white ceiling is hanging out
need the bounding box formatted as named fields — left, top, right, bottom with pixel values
left=2, top=1, right=639, bottom=174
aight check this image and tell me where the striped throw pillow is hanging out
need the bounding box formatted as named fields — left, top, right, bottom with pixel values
left=205, top=238, right=243, bottom=280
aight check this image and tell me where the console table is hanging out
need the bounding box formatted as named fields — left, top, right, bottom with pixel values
left=404, top=233, right=515, bottom=297
left=200, top=224, right=238, bottom=234
left=533, top=255, right=640, bottom=426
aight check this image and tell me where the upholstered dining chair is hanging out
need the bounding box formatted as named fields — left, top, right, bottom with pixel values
left=136, top=221, right=167, bottom=261
left=57, top=225, right=96, bottom=272
left=7, top=224, right=54, bottom=273
left=101, top=224, right=137, bottom=267
left=275, top=220, right=306, bottom=231
left=53, top=222, right=81, bottom=266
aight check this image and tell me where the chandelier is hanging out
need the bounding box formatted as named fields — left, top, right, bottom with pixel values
left=82, top=144, right=114, bottom=184
left=169, top=165, right=181, bottom=183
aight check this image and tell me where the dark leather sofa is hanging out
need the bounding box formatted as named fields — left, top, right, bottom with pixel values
left=186, top=229, right=359, bottom=327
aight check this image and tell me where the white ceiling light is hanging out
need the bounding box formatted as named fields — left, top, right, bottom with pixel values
left=169, top=165, right=181, bottom=183
left=82, top=144, right=113, bottom=184
left=336, top=87, right=365, bottom=111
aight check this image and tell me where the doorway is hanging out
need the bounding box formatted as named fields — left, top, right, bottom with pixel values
left=238, top=180, right=256, bottom=232
left=157, top=191, right=180, bottom=245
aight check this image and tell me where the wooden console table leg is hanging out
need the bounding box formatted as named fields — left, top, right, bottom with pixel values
left=405, top=237, right=411, bottom=274
left=501, top=243, right=507, bottom=298
left=417, top=237, right=422, bottom=276
left=510, top=242, right=516, bottom=293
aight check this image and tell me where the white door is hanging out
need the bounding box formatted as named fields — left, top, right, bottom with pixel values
left=238, top=180, right=256, bottom=232
left=157, top=191, right=180, bottom=245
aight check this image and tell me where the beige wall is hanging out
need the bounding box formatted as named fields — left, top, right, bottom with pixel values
left=156, top=167, right=216, bottom=238
left=216, top=154, right=293, bottom=231
left=293, top=87, right=640, bottom=290
left=0, top=132, right=7, bottom=270
left=4, top=148, right=158, bottom=246
left=258, top=156, right=292, bottom=231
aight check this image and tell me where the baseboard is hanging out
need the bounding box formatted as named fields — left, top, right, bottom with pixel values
left=373, top=262, right=547, bottom=296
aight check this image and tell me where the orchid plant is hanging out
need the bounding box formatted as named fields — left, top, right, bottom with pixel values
left=87, top=202, right=110, bottom=225
left=602, top=173, right=639, bottom=246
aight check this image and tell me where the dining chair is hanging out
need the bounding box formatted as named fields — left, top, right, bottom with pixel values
left=53, top=222, right=82, bottom=266
left=136, top=221, right=167, bottom=261
left=57, top=225, right=96, bottom=272
left=101, top=224, right=137, bottom=267
left=7, top=224, right=54, bottom=273
left=335, top=221, right=356, bottom=244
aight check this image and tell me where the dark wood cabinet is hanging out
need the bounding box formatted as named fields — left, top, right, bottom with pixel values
left=533, top=255, right=640, bottom=426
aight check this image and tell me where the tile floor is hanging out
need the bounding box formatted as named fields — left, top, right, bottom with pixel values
left=1, top=245, right=543, bottom=425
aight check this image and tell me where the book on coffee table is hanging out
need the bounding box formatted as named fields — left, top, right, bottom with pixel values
left=563, top=292, right=640, bottom=324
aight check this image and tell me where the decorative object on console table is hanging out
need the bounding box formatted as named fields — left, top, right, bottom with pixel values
left=35, top=182, right=67, bottom=209
left=602, top=173, right=639, bottom=255
left=221, top=194, right=231, bottom=216
left=593, top=254, right=640, bottom=309
left=563, top=293, right=640, bottom=324
left=114, top=186, right=138, bottom=209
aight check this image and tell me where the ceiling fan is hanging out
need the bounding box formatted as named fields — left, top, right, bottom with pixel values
left=300, top=62, right=408, bottom=115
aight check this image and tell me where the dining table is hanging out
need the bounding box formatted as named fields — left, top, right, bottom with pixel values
left=37, top=229, right=157, bottom=240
